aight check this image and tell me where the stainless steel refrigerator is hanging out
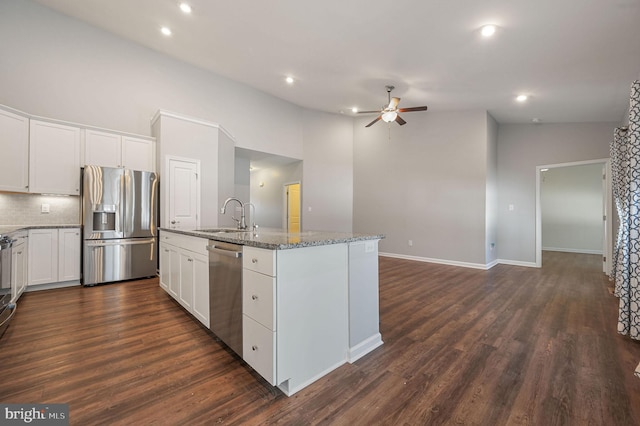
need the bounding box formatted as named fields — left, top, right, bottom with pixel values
left=82, top=165, right=158, bottom=286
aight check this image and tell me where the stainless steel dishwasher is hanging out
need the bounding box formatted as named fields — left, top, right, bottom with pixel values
left=206, top=241, right=243, bottom=356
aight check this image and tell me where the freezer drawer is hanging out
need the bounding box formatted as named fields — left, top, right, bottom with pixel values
left=83, top=238, right=157, bottom=286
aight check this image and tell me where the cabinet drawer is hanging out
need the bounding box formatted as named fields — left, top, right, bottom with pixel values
left=243, top=314, right=276, bottom=385
left=243, top=269, right=275, bottom=330
left=243, top=246, right=275, bottom=276
left=160, top=231, right=208, bottom=256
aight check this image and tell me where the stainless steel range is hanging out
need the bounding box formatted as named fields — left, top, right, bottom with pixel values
left=0, top=235, right=16, bottom=339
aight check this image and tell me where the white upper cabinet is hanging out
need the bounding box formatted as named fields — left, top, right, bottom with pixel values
left=0, top=107, right=29, bottom=192
left=122, top=136, right=154, bottom=172
left=84, top=129, right=121, bottom=168
left=29, top=120, right=81, bottom=195
left=84, top=129, right=154, bottom=172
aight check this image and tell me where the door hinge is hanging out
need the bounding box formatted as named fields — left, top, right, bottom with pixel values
left=603, top=215, right=607, bottom=221
left=603, top=256, right=607, bottom=262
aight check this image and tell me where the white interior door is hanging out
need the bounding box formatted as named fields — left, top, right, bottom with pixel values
left=168, top=157, right=200, bottom=230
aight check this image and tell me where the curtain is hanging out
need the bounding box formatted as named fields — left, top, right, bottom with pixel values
left=611, top=80, right=640, bottom=342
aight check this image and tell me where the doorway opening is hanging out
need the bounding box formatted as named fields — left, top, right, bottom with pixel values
left=284, top=182, right=301, bottom=233
left=535, top=159, right=611, bottom=272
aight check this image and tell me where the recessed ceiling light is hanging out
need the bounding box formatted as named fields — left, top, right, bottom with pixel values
left=516, top=94, right=528, bottom=102
left=179, top=3, right=192, bottom=13
left=351, top=107, right=358, bottom=113
left=481, top=25, right=497, bottom=37
left=161, top=26, right=172, bottom=36
left=285, top=76, right=294, bottom=84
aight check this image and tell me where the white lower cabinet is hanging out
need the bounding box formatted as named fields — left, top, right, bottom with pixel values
left=243, top=315, right=276, bottom=385
left=242, top=252, right=277, bottom=385
left=242, top=244, right=350, bottom=396
left=158, top=231, right=209, bottom=328
left=28, top=228, right=80, bottom=286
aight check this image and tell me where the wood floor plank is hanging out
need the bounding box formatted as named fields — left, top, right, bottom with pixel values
left=1, top=253, right=639, bottom=425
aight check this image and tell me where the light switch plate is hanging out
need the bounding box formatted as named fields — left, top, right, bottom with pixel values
left=41, top=203, right=50, bottom=213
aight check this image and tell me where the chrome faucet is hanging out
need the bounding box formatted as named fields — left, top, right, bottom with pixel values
left=244, top=202, right=258, bottom=231
left=220, top=197, right=247, bottom=229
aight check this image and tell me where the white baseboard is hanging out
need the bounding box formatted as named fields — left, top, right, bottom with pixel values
left=348, top=333, right=384, bottom=363
left=380, top=252, right=499, bottom=270
left=278, top=358, right=347, bottom=396
left=379, top=252, right=542, bottom=269
left=496, top=259, right=538, bottom=268
left=542, top=247, right=603, bottom=255
left=25, top=280, right=81, bottom=292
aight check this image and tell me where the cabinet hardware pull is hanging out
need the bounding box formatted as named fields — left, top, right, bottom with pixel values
left=252, top=345, right=258, bottom=351
left=188, top=258, right=193, bottom=262
left=252, top=258, right=258, bottom=263
left=252, top=295, right=258, bottom=300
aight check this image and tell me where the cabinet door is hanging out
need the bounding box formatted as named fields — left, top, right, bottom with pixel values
left=29, top=120, right=81, bottom=195
left=159, top=242, right=171, bottom=291
left=0, top=108, right=29, bottom=192
left=168, top=245, right=180, bottom=298
left=122, top=136, right=154, bottom=172
left=28, top=229, right=58, bottom=286
left=178, top=250, right=194, bottom=311
left=58, top=228, right=81, bottom=282
left=192, top=252, right=209, bottom=327
left=243, top=314, right=276, bottom=385
left=84, top=129, right=121, bottom=168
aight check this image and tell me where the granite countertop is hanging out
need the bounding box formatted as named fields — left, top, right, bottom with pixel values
left=0, top=224, right=81, bottom=237
left=160, top=227, right=384, bottom=250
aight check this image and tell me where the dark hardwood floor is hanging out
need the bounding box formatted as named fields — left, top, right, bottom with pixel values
left=1, top=252, right=639, bottom=425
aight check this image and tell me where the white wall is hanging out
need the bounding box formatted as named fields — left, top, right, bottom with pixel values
left=250, top=162, right=303, bottom=228
left=486, top=114, right=499, bottom=264
left=0, top=0, right=354, bottom=232
left=353, top=110, right=491, bottom=266
left=541, top=164, right=604, bottom=254
left=497, top=123, right=614, bottom=264
left=0, top=0, right=303, bottom=159
left=302, top=110, right=354, bottom=232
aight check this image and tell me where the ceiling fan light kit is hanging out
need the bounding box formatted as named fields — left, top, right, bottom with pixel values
left=359, top=85, right=428, bottom=127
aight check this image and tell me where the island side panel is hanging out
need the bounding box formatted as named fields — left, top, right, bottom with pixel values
left=276, top=243, right=349, bottom=396
left=348, top=240, right=384, bottom=362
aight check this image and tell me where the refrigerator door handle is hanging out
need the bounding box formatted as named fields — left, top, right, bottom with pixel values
left=85, top=238, right=156, bottom=247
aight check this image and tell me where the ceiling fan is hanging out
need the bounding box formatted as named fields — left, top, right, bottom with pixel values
left=358, top=85, right=428, bottom=127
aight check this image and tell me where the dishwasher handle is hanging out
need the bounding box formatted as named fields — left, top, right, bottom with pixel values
left=206, top=245, right=243, bottom=258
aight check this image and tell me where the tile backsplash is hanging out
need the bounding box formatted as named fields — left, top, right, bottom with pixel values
left=0, top=192, right=80, bottom=225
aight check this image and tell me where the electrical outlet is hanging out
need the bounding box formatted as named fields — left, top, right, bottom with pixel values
left=408, top=240, right=413, bottom=247
left=41, top=203, right=50, bottom=213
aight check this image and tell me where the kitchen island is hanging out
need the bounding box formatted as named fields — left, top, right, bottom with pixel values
left=159, top=227, right=384, bottom=396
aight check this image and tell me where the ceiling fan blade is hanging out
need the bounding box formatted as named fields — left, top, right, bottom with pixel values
left=389, top=97, right=400, bottom=110
left=395, top=115, right=407, bottom=125
left=398, top=106, right=428, bottom=113
left=365, top=116, right=382, bottom=127
left=357, top=110, right=383, bottom=114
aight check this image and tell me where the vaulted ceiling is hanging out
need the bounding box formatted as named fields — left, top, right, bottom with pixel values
left=34, top=0, right=640, bottom=124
